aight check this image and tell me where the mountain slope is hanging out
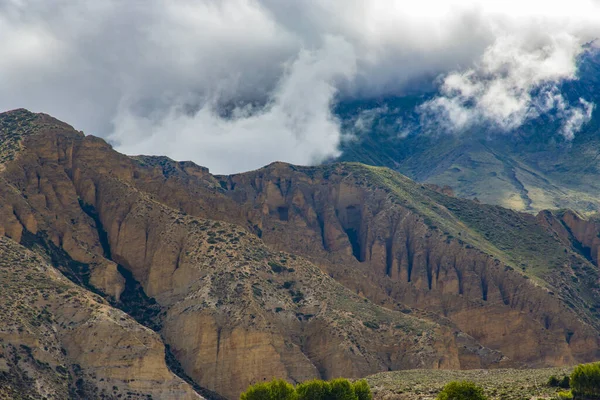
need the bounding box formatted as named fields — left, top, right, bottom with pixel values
left=2, top=109, right=600, bottom=398
left=0, top=109, right=502, bottom=399
left=337, top=47, right=600, bottom=214
left=118, top=150, right=600, bottom=366
left=0, top=235, right=201, bottom=400
left=212, top=163, right=600, bottom=366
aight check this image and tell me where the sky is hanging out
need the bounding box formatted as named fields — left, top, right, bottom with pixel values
left=1, top=0, right=600, bottom=174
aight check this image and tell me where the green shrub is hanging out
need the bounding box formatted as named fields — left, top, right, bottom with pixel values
left=571, top=362, right=600, bottom=399
left=559, top=375, right=571, bottom=389
left=296, top=380, right=329, bottom=400
left=329, top=378, right=358, bottom=400
left=549, top=375, right=570, bottom=388
left=240, top=379, right=297, bottom=400
left=268, top=261, right=285, bottom=273
left=556, top=390, right=573, bottom=400
left=437, top=381, right=487, bottom=400
left=362, top=321, right=380, bottom=330
left=353, top=380, right=373, bottom=400
left=549, top=376, right=561, bottom=387
left=267, top=380, right=297, bottom=400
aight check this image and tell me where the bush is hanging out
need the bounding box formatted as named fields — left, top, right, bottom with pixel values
left=559, top=376, right=571, bottom=389
left=549, top=376, right=561, bottom=387
left=549, top=375, right=570, bottom=388
left=571, top=362, right=600, bottom=399
left=268, top=380, right=297, bottom=400
left=268, top=261, right=285, bottom=273
left=437, top=381, right=487, bottom=400
left=362, top=321, right=380, bottom=330
left=556, top=390, right=573, bottom=400
left=353, top=380, right=373, bottom=400
left=240, top=383, right=271, bottom=400
left=240, top=379, right=297, bottom=400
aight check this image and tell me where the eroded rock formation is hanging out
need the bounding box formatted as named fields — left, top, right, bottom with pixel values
left=2, top=109, right=600, bottom=399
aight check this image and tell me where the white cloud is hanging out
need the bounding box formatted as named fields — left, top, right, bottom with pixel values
left=0, top=0, right=600, bottom=172
left=560, top=98, right=595, bottom=140
left=111, top=36, right=356, bottom=174
left=421, top=25, right=598, bottom=136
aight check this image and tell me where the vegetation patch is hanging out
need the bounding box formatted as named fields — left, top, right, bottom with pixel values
left=437, top=381, right=487, bottom=400
left=241, top=378, right=372, bottom=400
left=363, top=321, right=380, bottom=330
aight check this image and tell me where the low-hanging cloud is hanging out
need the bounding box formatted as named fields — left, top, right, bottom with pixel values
left=560, top=98, right=596, bottom=140
left=112, top=36, right=356, bottom=173
left=1, top=0, right=600, bottom=173
left=421, top=33, right=598, bottom=137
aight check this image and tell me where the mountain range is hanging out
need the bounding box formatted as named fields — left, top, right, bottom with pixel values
left=1, top=108, right=600, bottom=399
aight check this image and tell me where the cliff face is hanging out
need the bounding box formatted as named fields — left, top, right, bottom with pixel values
left=115, top=155, right=600, bottom=367
left=211, top=164, right=600, bottom=367
left=551, top=210, right=600, bottom=266
left=0, top=236, right=201, bottom=400
left=1, top=109, right=600, bottom=399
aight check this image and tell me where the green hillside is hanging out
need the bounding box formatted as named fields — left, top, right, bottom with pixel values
left=337, top=49, right=600, bottom=214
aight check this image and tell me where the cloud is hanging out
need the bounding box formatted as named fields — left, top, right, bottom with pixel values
left=1, top=0, right=600, bottom=172
left=421, top=24, right=599, bottom=137
left=111, top=36, right=356, bottom=173
left=560, top=98, right=595, bottom=140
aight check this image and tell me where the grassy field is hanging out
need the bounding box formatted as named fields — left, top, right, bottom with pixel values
left=367, top=367, right=573, bottom=400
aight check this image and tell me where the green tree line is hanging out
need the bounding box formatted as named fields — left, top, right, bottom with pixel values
left=240, top=378, right=371, bottom=400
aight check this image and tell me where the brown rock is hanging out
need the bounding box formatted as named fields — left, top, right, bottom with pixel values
left=0, top=236, right=202, bottom=399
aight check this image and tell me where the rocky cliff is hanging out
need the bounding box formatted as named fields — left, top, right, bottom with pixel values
left=0, top=236, right=201, bottom=399
left=1, top=109, right=600, bottom=399
left=169, top=162, right=600, bottom=367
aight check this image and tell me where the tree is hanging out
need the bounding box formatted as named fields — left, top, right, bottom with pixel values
left=240, top=379, right=297, bottom=400
left=437, top=381, right=487, bottom=400
left=329, top=378, right=358, bottom=400
left=352, top=380, right=373, bottom=400
left=296, top=380, right=329, bottom=400
left=571, top=362, right=600, bottom=399
left=240, top=382, right=271, bottom=400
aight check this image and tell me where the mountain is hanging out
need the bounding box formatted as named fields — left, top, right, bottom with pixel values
left=337, top=47, right=600, bottom=214
left=1, top=109, right=600, bottom=399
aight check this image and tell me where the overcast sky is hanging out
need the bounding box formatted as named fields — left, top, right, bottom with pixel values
left=1, top=0, right=600, bottom=173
